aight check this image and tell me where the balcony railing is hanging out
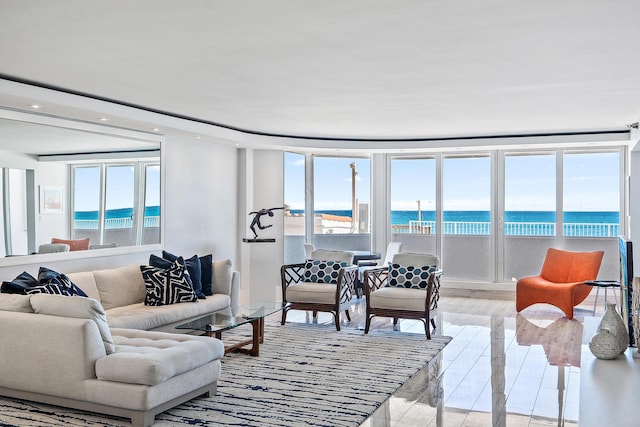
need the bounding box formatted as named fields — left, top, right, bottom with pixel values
left=391, top=220, right=619, bottom=237
left=74, top=216, right=160, bottom=230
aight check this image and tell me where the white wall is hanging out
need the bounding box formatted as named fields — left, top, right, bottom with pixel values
left=162, top=135, right=238, bottom=262
left=238, top=149, right=284, bottom=302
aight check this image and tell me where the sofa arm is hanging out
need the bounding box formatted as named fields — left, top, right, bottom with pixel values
left=0, top=312, right=105, bottom=400
left=230, top=270, right=240, bottom=310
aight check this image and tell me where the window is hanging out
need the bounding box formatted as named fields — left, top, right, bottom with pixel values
left=284, top=152, right=306, bottom=263
left=443, top=155, right=491, bottom=281
left=390, top=157, right=436, bottom=253
left=72, top=161, right=160, bottom=247
left=313, top=156, right=371, bottom=251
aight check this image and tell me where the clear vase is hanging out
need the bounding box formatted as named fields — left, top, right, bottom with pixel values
left=589, top=303, right=629, bottom=360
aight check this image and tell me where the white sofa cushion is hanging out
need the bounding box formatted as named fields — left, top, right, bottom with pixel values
left=0, top=293, right=33, bottom=312
left=106, top=294, right=231, bottom=330
left=212, top=259, right=233, bottom=295
left=97, top=329, right=224, bottom=386
left=66, top=271, right=101, bottom=301
left=286, top=282, right=337, bottom=304
left=93, top=264, right=146, bottom=310
left=30, top=294, right=116, bottom=354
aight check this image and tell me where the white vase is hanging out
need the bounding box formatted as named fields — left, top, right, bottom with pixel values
left=589, top=303, right=629, bottom=360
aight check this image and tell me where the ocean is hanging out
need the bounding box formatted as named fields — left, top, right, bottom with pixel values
left=291, top=210, right=619, bottom=225
left=74, top=206, right=160, bottom=220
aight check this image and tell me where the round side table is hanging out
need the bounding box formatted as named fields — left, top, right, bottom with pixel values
left=584, top=280, right=621, bottom=315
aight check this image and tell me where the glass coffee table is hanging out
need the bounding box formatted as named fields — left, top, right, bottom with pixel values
left=176, top=301, right=289, bottom=356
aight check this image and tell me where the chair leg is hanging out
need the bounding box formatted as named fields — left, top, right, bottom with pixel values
left=425, top=319, right=431, bottom=340
left=334, top=311, right=341, bottom=331
left=430, top=318, right=436, bottom=329
left=364, top=314, right=371, bottom=334
left=393, top=317, right=398, bottom=325
left=312, top=310, right=318, bottom=319
left=281, top=307, right=288, bottom=325
left=345, top=310, right=351, bottom=321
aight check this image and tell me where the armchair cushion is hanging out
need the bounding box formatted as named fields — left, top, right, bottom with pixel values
left=370, top=287, right=427, bottom=311
left=387, top=263, right=438, bottom=289
left=303, top=260, right=349, bottom=284
left=286, top=282, right=338, bottom=304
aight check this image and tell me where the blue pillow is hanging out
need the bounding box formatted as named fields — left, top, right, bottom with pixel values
left=199, top=254, right=213, bottom=296
left=37, top=267, right=87, bottom=297
left=1, top=271, right=38, bottom=294
left=161, top=251, right=206, bottom=299
left=386, top=263, right=438, bottom=289
left=303, top=260, right=348, bottom=284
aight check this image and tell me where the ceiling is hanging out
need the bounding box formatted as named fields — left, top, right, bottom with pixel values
left=1, top=0, right=640, bottom=147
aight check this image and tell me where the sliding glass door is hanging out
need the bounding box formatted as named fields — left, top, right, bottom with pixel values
left=443, top=155, right=492, bottom=281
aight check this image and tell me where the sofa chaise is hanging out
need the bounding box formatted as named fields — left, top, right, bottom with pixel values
left=0, top=259, right=240, bottom=426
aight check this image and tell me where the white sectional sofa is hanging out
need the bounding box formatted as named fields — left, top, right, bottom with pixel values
left=66, top=261, right=240, bottom=331
left=0, top=259, right=240, bottom=426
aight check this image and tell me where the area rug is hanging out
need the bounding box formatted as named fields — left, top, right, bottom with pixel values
left=0, top=322, right=451, bottom=427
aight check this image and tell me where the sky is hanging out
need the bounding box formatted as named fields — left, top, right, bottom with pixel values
left=74, top=164, right=160, bottom=212
left=285, top=151, right=621, bottom=212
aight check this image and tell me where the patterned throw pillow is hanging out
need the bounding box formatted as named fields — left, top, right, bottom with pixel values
left=387, top=263, right=438, bottom=289
left=25, top=267, right=88, bottom=297
left=140, top=258, right=198, bottom=306
left=303, top=260, right=349, bottom=284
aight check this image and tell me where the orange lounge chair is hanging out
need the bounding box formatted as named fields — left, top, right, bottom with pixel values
left=516, top=248, right=604, bottom=320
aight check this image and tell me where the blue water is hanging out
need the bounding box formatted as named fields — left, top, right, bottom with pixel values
left=74, top=206, right=160, bottom=220
left=291, top=210, right=619, bottom=225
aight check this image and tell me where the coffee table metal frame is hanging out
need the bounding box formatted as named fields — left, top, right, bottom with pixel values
left=175, top=301, right=289, bottom=356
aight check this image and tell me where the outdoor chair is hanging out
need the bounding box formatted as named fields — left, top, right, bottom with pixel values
left=356, top=241, right=403, bottom=297
left=363, top=252, right=442, bottom=339
left=281, top=249, right=357, bottom=331
left=37, top=243, right=70, bottom=254
left=516, top=248, right=604, bottom=320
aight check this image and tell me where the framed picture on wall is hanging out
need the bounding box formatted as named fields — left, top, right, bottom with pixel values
left=40, top=185, right=64, bottom=214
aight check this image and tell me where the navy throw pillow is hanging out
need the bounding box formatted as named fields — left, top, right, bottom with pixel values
left=161, top=251, right=206, bottom=299
left=35, top=267, right=88, bottom=297
left=1, top=271, right=38, bottom=294
left=199, top=254, right=213, bottom=296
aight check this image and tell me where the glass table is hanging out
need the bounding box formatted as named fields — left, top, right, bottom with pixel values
left=176, top=301, right=289, bottom=356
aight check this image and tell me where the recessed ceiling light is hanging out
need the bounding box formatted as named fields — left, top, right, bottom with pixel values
left=195, top=135, right=201, bottom=140
left=99, top=117, right=109, bottom=122
left=152, top=128, right=161, bottom=132
left=31, top=104, right=41, bottom=109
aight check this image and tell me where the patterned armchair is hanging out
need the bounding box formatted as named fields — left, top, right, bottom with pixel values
left=280, top=249, right=357, bottom=331
left=363, top=252, right=442, bottom=339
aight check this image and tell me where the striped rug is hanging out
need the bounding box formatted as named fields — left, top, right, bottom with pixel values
left=0, top=322, right=451, bottom=426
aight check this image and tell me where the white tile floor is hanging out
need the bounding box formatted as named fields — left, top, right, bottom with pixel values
left=285, top=294, right=617, bottom=426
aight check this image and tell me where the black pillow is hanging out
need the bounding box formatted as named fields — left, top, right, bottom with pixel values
left=161, top=251, right=206, bottom=299
left=199, top=254, right=213, bottom=296
left=1, top=271, right=38, bottom=294
left=37, top=267, right=88, bottom=297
